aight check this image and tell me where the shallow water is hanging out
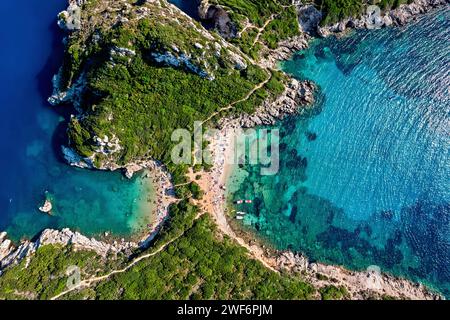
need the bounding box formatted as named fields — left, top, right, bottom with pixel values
left=229, top=9, right=450, bottom=296
left=0, top=1, right=155, bottom=241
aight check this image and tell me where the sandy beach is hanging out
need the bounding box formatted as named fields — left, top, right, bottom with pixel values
left=188, top=121, right=279, bottom=272
left=183, top=112, right=444, bottom=300
left=129, top=161, right=177, bottom=246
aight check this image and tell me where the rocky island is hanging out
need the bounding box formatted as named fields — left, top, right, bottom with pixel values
left=0, top=0, right=447, bottom=300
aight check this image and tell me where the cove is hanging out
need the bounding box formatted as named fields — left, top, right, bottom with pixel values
left=228, top=8, right=450, bottom=296
left=0, top=1, right=156, bottom=241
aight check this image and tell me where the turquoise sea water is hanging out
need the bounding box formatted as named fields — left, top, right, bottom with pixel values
left=0, top=1, right=155, bottom=241
left=229, top=9, right=450, bottom=296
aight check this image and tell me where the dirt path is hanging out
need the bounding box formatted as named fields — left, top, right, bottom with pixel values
left=252, top=15, right=275, bottom=47
left=200, top=72, right=272, bottom=126
left=50, top=212, right=202, bottom=301
left=51, top=243, right=171, bottom=300
left=50, top=62, right=274, bottom=300
left=187, top=124, right=279, bottom=273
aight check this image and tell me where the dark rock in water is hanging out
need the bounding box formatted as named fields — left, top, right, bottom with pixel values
left=363, top=224, right=373, bottom=237
left=381, top=210, right=395, bottom=220
left=325, top=209, right=335, bottom=225
left=289, top=205, right=298, bottom=223
left=253, top=197, right=263, bottom=217
left=302, top=225, right=308, bottom=236
left=306, top=131, right=317, bottom=141
left=293, top=53, right=306, bottom=61
left=289, top=148, right=298, bottom=158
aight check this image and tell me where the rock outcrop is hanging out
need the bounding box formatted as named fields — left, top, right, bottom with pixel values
left=276, top=251, right=443, bottom=300
left=0, top=229, right=137, bottom=271
left=57, top=0, right=85, bottom=32
left=151, top=52, right=214, bottom=80
left=317, top=0, right=449, bottom=36
left=199, top=1, right=238, bottom=39
left=38, top=200, right=53, bottom=214
left=298, top=5, right=323, bottom=33
left=225, top=79, right=315, bottom=128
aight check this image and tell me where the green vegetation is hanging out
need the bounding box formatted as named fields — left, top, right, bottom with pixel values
left=59, top=2, right=282, bottom=175
left=0, top=214, right=317, bottom=300
left=315, top=0, right=364, bottom=26
left=0, top=245, right=126, bottom=300
left=319, top=285, right=349, bottom=300
left=4, top=0, right=409, bottom=301
left=74, top=216, right=316, bottom=300
left=211, top=0, right=300, bottom=59
left=175, top=182, right=204, bottom=200
left=314, top=0, right=414, bottom=26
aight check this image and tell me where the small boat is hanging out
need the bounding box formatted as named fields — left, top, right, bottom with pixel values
left=237, top=211, right=246, bottom=215
left=245, top=200, right=253, bottom=204
left=236, top=216, right=244, bottom=220
left=235, top=200, right=244, bottom=204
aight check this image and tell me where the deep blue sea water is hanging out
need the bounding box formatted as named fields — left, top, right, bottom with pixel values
left=229, top=9, right=450, bottom=296
left=168, top=0, right=200, bottom=20
left=0, top=1, right=155, bottom=241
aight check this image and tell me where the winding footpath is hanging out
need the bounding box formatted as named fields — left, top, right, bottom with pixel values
left=51, top=210, right=205, bottom=300
left=51, top=63, right=276, bottom=300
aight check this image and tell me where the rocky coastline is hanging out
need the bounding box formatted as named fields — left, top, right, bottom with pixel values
left=195, top=0, right=449, bottom=299
left=275, top=251, right=442, bottom=300
left=0, top=0, right=446, bottom=300
left=316, top=0, right=449, bottom=37
left=0, top=229, right=136, bottom=273
left=196, top=112, right=444, bottom=300
left=219, top=78, right=316, bottom=129
left=259, top=0, right=449, bottom=68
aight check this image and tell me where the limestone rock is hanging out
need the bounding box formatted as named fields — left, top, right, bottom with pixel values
left=199, top=2, right=237, bottom=39
left=222, top=79, right=316, bottom=129
left=57, top=0, right=85, bottom=32
left=298, top=5, right=323, bottom=34
left=0, top=228, right=138, bottom=271
left=38, top=200, right=52, bottom=214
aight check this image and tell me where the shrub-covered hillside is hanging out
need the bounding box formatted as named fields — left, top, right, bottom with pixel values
left=54, top=0, right=286, bottom=173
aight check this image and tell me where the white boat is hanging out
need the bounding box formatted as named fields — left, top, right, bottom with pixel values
left=237, top=211, right=246, bottom=215
left=236, top=216, right=244, bottom=220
